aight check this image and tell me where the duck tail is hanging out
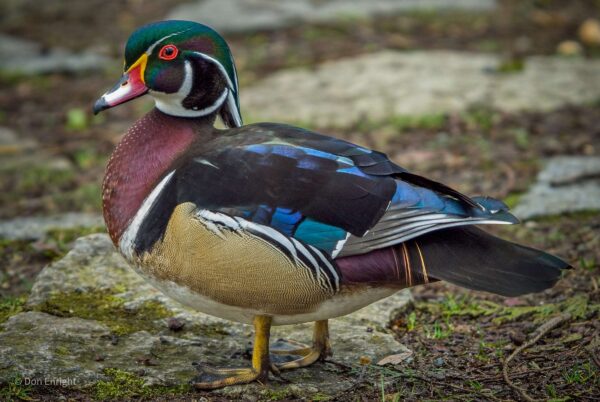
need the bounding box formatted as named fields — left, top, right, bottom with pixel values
left=336, top=226, right=570, bottom=296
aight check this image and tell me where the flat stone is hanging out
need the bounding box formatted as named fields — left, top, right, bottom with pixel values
left=0, top=213, right=104, bottom=240
left=514, top=156, right=600, bottom=220
left=0, top=34, right=109, bottom=75
left=169, top=0, right=497, bottom=34
left=241, top=51, right=600, bottom=128
left=0, top=126, right=37, bottom=155
left=1, top=234, right=412, bottom=399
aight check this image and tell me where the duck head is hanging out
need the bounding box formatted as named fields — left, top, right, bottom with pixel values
left=93, top=20, right=242, bottom=127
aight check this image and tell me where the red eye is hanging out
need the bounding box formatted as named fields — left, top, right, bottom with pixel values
left=158, top=44, right=178, bottom=60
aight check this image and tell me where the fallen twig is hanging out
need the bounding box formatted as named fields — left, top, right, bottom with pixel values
left=502, top=313, right=571, bottom=402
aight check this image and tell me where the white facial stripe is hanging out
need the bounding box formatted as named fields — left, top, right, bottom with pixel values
left=192, top=51, right=242, bottom=126
left=146, top=29, right=192, bottom=55
left=192, top=51, right=235, bottom=90
left=226, top=91, right=243, bottom=127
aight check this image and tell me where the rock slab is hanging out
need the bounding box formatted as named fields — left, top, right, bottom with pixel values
left=241, top=51, right=600, bottom=128
left=170, top=0, right=497, bottom=33
left=0, top=213, right=104, bottom=240
left=1, top=234, right=412, bottom=399
left=0, top=34, right=109, bottom=75
left=514, top=156, right=600, bottom=219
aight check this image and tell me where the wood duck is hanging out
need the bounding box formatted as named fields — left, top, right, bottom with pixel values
left=94, top=20, right=570, bottom=389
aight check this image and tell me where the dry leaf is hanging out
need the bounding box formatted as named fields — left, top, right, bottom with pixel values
left=376, top=350, right=413, bottom=366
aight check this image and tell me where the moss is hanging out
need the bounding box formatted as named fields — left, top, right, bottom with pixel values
left=529, top=210, right=600, bottom=224
left=387, top=113, right=447, bottom=131
left=0, top=295, right=27, bottom=326
left=194, top=322, right=230, bottom=337
left=54, top=183, right=103, bottom=213
left=564, top=294, right=593, bottom=319
left=0, top=71, right=53, bottom=88
left=422, top=294, right=598, bottom=326
left=46, top=226, right=106, bottom=254
left=503, top=192, right=523, bottom=209
left=261, top=387, right=293, bottom=400
left=422, top=294, right=496, bottom=319
left=497, top=58, right=525, bottom=73
left=312, top=393, right=333, bottom=401
left=33, top=290, right=171, bottom=336
left=94, top=368, right=191, bottom=400
left=0, top=373, right=33, bottom=401
left=493, top=294, right=596, bottom=325
left=54, top=345, right=70, bottom=356
left=16, top=166, right=76, bottom=195
left=8, top=226, right=107, bottom=263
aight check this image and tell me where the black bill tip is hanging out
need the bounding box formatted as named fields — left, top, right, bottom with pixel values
left=93, top=96, right=109, bottom=115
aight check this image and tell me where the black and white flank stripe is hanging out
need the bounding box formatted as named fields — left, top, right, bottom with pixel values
left=195, top=209, right=340, bottom=293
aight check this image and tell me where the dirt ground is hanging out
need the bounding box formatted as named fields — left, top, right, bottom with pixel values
left=0, top=0, right=598, bottom=400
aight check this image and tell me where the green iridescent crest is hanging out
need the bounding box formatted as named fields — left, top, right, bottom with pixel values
left=125, top=21, right=239, bottom=100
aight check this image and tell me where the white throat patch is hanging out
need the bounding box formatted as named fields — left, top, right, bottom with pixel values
left=151, top=60, right=229, bottom=118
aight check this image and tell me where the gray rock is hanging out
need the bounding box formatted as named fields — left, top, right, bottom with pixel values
left=0, top=130, right=72, bottom=172
left=0, top=213, right=104, bottom=240
left=169, top=0, right=497, bottom=33
left=0, top=126, right=37, bottom=153
left=0, top=34, right=109, bottom=75
left=514, top=156, right=600, bottom=220
left=2, top=234, right=413, bottom=399
left=241, top=51, right=600, bottom=128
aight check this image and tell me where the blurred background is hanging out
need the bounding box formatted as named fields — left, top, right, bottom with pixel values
left=0, top=0, right=598, bottom=399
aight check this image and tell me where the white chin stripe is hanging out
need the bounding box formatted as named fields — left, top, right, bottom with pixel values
left=152, top=60, right=229, bottom=118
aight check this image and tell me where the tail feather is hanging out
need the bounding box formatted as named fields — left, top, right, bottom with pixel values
left=337, top=226, right=570, bottom=296
left=417, top=226, right=570, bottom=296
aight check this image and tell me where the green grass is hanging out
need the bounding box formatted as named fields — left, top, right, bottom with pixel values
left=462, top=106, right=499, bottom=132
left=0, top=374, right=32, bottom=402
left=425, top=322, right=450, bottom=339
left=562, top=362, right=595, bottom=385
left=467, top=380, right=483, bottom=391
left=578, top=256, right=597, bottom=272
left=406, top=311, right=417, bottom=331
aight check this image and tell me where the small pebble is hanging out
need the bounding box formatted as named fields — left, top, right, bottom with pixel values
left=167, top=317, right=185, bottom=331
left=110, top=334, right=119, bottom=345
left=433, top=357, right=444, bottom=367
left=579, top=18, right=600, bottom=46
left=557, top=40, right=583, bottom=56
left=431, top=371, right=446, bottom=380
left=510, top=330, right=526, bottom=346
